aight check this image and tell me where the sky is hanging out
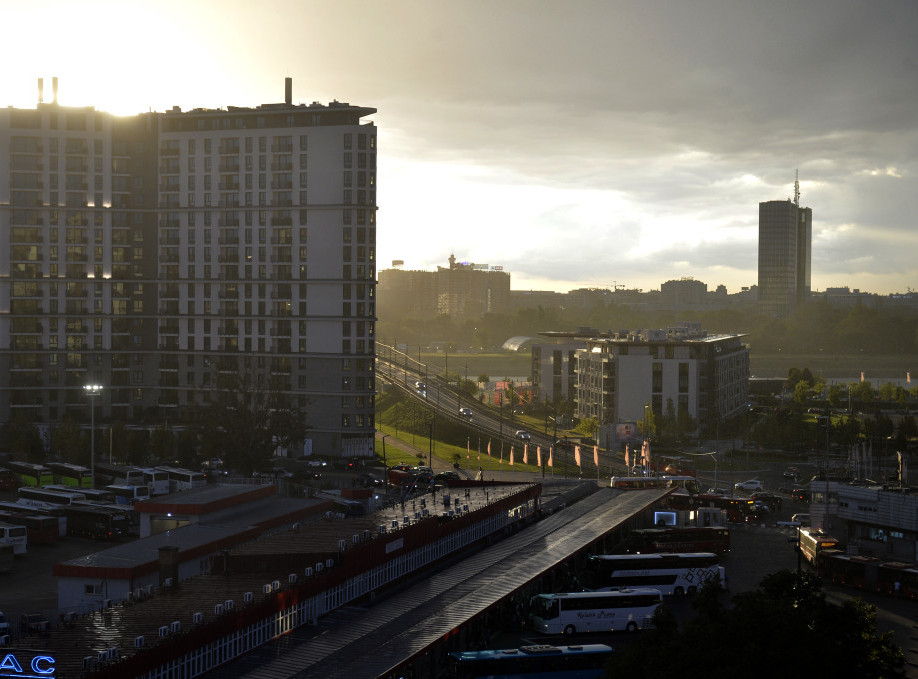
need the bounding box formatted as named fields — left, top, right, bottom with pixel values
left=2, top=0, right=917, bottom=295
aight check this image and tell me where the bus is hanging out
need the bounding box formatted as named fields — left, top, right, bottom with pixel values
left=47, top=462, right=92, bottom=488
left=17, top=487, right=87, bottom=509
left=0, top=522, right=28, bottom=555
left=6, top=461, right=53, bottom=487
left=693, top=494, right=757, bottom=523
left=817, top=550, right=882, bottom=590
left=625, top=527, right=730, bottom=555
left=0, top=467, right=16, bottom=491
left=139, top=467, right=171, bottom=495
left=64, top=504, right=131, bottom=540
left=156, top=466, right=207, bottom=492
left=610, top=477, right=670, bottom=490
left=581, top=552, right=725, bottom=596
left=529, top=589, right=662, bottom=635
left=93, top=463, right=146, bottom=488
left=0, top=501, right=67, bottom=538
left=876, top=561, right=918, bottom=599
left=798, top=528, right=840, bottom=566
left=45, top=486, right=116, bottom=505
left=0, top=511, right=59, bottom=545
left=103, top=484, right=150, bottom=505
left=447, top=644, right=615, bottom=679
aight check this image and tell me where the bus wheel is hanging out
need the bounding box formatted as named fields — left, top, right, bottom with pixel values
left=563, top=625, right=576, bottom=635
left=626, top=621, right=638, bottom=633
left=674, top=586, right=685, bottom=596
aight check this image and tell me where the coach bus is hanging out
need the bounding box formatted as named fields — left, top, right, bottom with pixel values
left=93, top=463, right=146, bottom=488
left=6, top=461, right=53, bottom=487
left=45, top=486, right=116, bottom=505
left=17, top=487, right=87, bottom=509
left=582, top=552, right=725, bottom=596
left=103, top=484, right=150, bottom=505
left=47, top=462, right=92, bottom=488
left=64, top=504, right=131, bottom=540
left=156, top=466, right=207, bottom=492
left=0, top=467, right=16, bottom=491
left=798, top=528, right=840, bottom=566
left=447, top=644, right=615, bottom=679
left=625, top=526, right=730, bottom=554
left=817, top=550, right=882, bottom=590
left=0, top=501, right=67, bottom=538
left=139, top=467, right=171, bottom=495
left=0, top=522, right=28, bottom=556
left=529, top=589, right=662, bottom=635
left=0, top=510, right=59, bottom=545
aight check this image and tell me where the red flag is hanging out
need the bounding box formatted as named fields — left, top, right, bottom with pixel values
left=575, top=445, right=581, bottom=468
left=537, top=446, right=542, bottom=467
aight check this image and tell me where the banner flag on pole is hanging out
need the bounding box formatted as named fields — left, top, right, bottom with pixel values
left=574, top=445, right=581, bottom=468
left=537, top=446, right=542, bottom=467
left=487, top=440, right=491, bottom=458
left=548, top=446, right=553, bottom=467
left=509, top=446, right=514, bottom=466
left=523, top=444, right=528, bottom=465
left=624, top=444, right=630, bottom=468
left=593, top=445, right=599, bottom=467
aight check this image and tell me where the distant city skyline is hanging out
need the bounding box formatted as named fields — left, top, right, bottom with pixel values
left=2, top=1, right=917, bottom=295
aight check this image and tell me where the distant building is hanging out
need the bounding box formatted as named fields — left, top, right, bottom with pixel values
left=531, top=339, right=585, bottom=405
left=377, top=254, right=510, bottom=320
left=660, top=278, right=708, bottom=310
left=758, top=185, right=812, bottom=318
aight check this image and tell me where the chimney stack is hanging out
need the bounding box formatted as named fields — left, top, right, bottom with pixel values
left=52, top=77, right=59, bottom=104
left=285, top=77, right=292, bottom=106
left=38, top=78, right=44, bottom=104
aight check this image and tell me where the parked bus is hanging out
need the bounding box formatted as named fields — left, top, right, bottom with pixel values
left=156, top=466, right=206, bottom=492
left=625, top=527, right=730, bottom=555
left=0, top=467, right=16, bottom=491
left=447, top=644, right=615, bottom=679
left=529, top=589, right=662, bottom=635
left=93, top=463, right=146, bottom=488
left=6, top=461, right=53, bottom=487
left=581, top=552, right=725, bottom=596
left=0, top=511, right=59, bottom=545
left=64, top=504, right=131, bottom=540
left=139, top=467, right=170, bottom=495
left=17, top=487, right=87, bottom=509
left=45, top=486, right=116, bottom=505
left=817, top=550, right=883, bottom=590
left=0, top=501, right=67, bottom=538
left=103, top=484, right=150, bottom=505
left=876, top=561, right=918, bottom=599
left=47, top=462, right=92, bottom=488
left=798, top=528, right=840, bottom=566
left=0, top=522, right=28, bottom=555
left=693, top=494, right=757, bottom=523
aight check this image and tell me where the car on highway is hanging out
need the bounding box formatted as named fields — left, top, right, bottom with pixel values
left=515, top=430, right=532, bottom=441
left=414, top=381, right=427, bottom=392
left=459, top=407, right=473, bottom=419
left=734, top=479, right=764, bottom=492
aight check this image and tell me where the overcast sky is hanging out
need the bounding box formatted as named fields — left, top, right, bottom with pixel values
left=3, top=0, right=917, bottom=294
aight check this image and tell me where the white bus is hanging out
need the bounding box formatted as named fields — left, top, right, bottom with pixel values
left=156, top=466, right=207, bottom=492
left=0, top=521, right=28, bottom=555
left=138, top=468, right=171, bottom=496
left=581, top=552, right=725, bottom=596
left=17, top=487, right=87, bottom=510
left=103, top=484, right=150, bottom=505
left=529, top=589, right=663, bottom=635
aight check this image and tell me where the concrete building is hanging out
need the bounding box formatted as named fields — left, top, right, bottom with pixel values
left=569, top=323, right=749, bottom=438
left=758, top=185, right=812, bottom=318
left=531, top=339, right=585, bottom=406
left=0, top=78, right=376, bottom=457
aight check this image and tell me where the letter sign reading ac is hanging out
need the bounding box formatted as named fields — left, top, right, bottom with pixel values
left=0, top=653, right=55, bottom=676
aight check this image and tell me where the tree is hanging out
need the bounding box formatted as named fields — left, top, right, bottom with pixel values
left=0, top=413, right=45, bottom=461
left=607, top=570, right=904, bottom=678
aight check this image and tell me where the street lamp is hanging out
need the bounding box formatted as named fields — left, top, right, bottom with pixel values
left=84, top=384, right=103, bottom=489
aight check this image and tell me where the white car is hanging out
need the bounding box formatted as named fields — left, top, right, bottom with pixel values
left=734, top=479, right=764, bottom=492
left=515, top=430, right=531, bottom=441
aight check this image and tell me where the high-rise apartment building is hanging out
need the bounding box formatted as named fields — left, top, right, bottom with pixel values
left=0, top=79, right=377, bottom=457
left=757, top=183, right=812, bottom=319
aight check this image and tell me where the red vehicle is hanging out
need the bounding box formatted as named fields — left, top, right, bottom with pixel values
left=0, top=511, right=59, bottom=545
left=817, top=550, right=882, bottom=589
left=625, top=526, right=730, bottom=554
left=877, top=561, right=918, bottom=599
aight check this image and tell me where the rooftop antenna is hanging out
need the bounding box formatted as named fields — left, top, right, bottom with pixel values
left=794, top=169, right=800, bottom=208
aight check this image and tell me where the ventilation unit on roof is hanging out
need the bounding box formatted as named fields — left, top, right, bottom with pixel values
left=83, top=657, right=95, bottom=670
left=170, top=621, right=181, bottom=634
left=193, top=612, right=203, bottom=624
left=338, top=539, right=346, bottom=551
left=107, top=647, right=119, bottom=661
left=325, top=558, right=334, bottom=569
left=224, top=600, right=235, bottom=611
left=244, top=591, right=254, bottom=603
left=133, top=636, right=145, bottom=648
left=315, top=562, right=324, bottom=573
left=352, top=534, right=360, bottom=544
left=215, top=603, right=225, bottom=616
left=271, top=579, right=281, bottom=591
left=158, top=626, right=169, bottom=638
left=304, top=566, right=313, bottom=577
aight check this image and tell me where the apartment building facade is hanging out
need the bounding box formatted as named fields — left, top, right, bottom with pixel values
left=0, top=80, right=377, bottom=457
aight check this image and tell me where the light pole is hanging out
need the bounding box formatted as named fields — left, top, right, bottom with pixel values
left=84, top=384, right=103, bottom=489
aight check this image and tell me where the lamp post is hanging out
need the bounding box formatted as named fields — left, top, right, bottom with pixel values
left=84, top=384, right=103, bottom=489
